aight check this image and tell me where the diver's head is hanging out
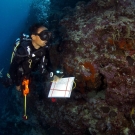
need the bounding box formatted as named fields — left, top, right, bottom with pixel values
left=29, top=23, right=51, bottom=49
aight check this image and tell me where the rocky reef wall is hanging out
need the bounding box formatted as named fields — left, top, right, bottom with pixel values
left=47, top=0, right=135, bottom=134
left=50, top=0, right=135, bottom=110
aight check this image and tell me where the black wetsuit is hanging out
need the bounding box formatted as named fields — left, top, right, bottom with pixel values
left=8, top=40, right=53, bottom=86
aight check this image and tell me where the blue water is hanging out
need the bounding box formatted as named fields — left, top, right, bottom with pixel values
left=0, top=0, right=33, bottom=71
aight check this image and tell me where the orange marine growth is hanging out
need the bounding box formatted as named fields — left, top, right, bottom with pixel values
left=108, top=38, right=135, bottom=51
left=22, top=79, right=29, bottom=96
left=108, top=38, right=114, bottom=45
left=118, top=38, right=134, bottom=50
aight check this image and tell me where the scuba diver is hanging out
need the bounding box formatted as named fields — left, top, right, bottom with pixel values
left=1, top=23, right=59, bottom=91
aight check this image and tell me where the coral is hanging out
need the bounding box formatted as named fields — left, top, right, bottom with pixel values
left=48, top=0, right=135, bottom=134
left=108, top=38, right=135, bottom=51
left=30, top=0, right=50, bottom=22
left=80, top=62, right=96, bottom=82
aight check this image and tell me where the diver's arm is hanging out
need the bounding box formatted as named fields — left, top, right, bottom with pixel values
left=45, top=53, right=63, bottom=81
left=9, top=59, right=21, bottom=86
left=8, top=46, right=26, bottom=86
left=39, top=47, right=61, bottom=81
left=45, top=51, right=55, bottom=78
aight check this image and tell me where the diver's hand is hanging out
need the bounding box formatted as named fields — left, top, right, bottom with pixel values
left=53, top=75, right=60, bottom=82
left=16, top=85, right=21, bottom=91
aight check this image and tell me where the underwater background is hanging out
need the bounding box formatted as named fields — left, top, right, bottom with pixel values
left=1, top=0, right=135, bottom=135
left=0, top=0, right=32, bottom=71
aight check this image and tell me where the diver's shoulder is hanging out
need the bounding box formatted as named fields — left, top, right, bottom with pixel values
left=20, top=40, right=32, bottom=46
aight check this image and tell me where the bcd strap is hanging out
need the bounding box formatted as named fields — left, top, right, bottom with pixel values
left=10, top=41, right=20, bottom=63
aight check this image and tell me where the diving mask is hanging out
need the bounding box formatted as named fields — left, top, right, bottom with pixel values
left=35, top=30, right=51, bottom=41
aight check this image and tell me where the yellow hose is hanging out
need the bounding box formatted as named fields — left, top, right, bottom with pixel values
left=73, top=81, right=76, bottom=89
left=24, top=95, right=27, bottom=119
